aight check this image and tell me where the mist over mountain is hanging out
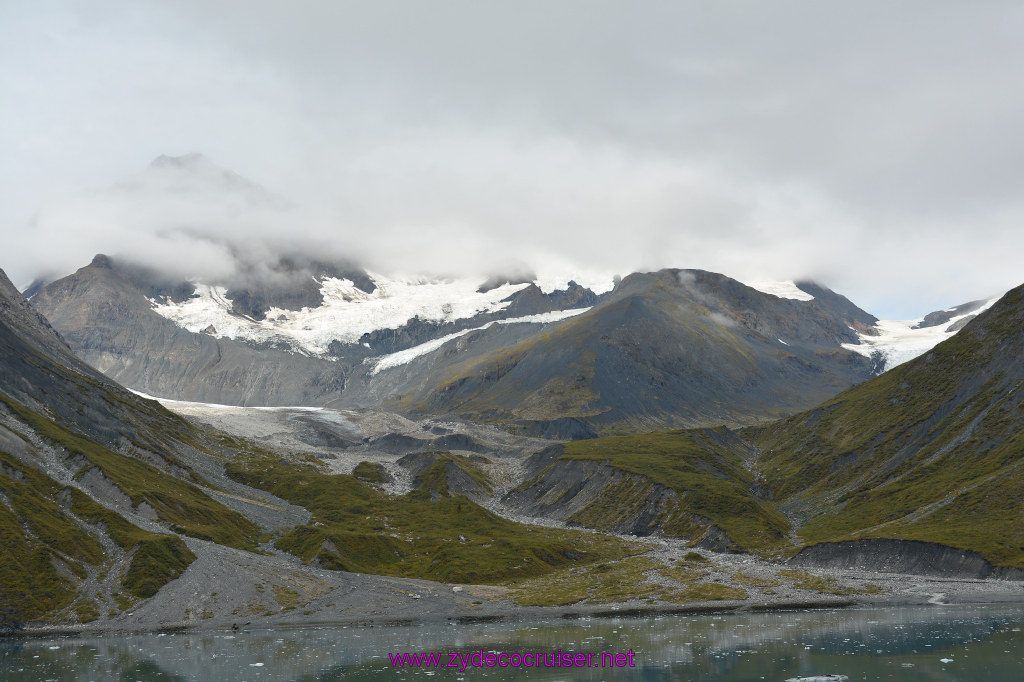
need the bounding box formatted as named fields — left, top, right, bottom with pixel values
left=16, top=154, right=623, bottom=297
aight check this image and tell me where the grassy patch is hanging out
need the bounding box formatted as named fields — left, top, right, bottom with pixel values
left=226, top=454, right=634, bottom=585
left=0, top=450, right=102, bottom=622
left=74, top=599, right=100, bottom=623
left=509, top=556, right=662, bottom=606
left=352, top=461, right=387, bottom=484
left=732, top=571, right=781, bottom=589
left=663, top=583, right=748, bottom=603
left=273, top=585, right=301, bottom=611
left=559, top=429, right=792, bottom=555
left=70, top=489, right=195, bottom=599
left=122, top=536, right=195, bottom=599
left=657, top=561, right=708, bottom=583
left=778, top=569, right=880, bottom=595
left=1, top=394, right=259, bottom=551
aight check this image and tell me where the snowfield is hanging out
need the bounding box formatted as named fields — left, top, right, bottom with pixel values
left=843, top=298, right=999, bottom=372
left=369, top=307, right=592, bottom=374
left=151, top=273, right=541, bottom=355
left=150, top=272, right=597, bottom=360
left=741, top=280, right=816, bottom=301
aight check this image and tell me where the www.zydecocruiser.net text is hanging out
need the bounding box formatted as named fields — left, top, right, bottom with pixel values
left=389, top=649, right=638, bottom=671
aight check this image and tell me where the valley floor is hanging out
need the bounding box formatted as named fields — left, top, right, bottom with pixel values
left=19, top=533, right=1024, bottom=637
left=19, top=396, right=1019, bottom=637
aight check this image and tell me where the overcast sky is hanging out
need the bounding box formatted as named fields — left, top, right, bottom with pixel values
left=2, top=1, right=1022, bottom=318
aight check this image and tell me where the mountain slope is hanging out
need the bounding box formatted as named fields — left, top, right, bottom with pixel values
left=748, top=282, right=1024, bottom=568
left=29, top=255, right=357, bottom=406
left=0, top=268, right=278, bottom=625
left=499, top=281, right=1024, bottom=572
left=2, top=266, right=637, bottom=627
left=393, top=269, right=878, bottom=434
left=30, top=254, right=602, bottom=408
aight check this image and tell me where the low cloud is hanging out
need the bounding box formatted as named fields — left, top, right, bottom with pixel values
left=3, top=2, right=1024, bottom=317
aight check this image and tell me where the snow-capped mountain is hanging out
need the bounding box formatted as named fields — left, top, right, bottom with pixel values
left=18, top=154, right=1005, bottom=435
left=149, top=272, right=608, bottom=359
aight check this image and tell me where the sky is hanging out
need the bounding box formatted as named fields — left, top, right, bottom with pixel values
left=2, top=1, right=1023, bottom=319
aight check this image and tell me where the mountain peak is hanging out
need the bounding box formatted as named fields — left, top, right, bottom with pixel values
left=148, top=152, right=210, bottom=170
left=90, top=253, right=114, bottom=269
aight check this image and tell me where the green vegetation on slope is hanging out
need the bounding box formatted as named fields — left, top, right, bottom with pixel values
left=0, top=448, right=194, bottom=622
left=1, top=393, right=259, bottom=551
left=750, top=285, right=1024, bottom=568
left=509, top=554, right=748, bottom=606
left=410, top=453, right=493, bottom=499
left=558, top=429, right=791, bottom=555
left=70, top=490, right=195, bottom=599
left=226, top=454, right=634, bottom=584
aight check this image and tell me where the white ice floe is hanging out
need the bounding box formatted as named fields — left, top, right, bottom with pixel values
left=842, top=297, right=999, bottom=372
left=370, top=307, right=591, bottom=374
left=742, top=280, right=815, bottom=301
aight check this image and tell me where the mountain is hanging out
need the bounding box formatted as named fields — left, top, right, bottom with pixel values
left=0, top=267, right=272, bottom=626
left=377, top=269, right=880, bottom=434
left=506, top=282, right=1024, bottom=575
left=32, top=259, right=890, bottom=434
left=750, top=282, right=1024, bottom=571
left=1, top=266, right=635, bottom=628
left=28, top=253, right=602, bottom=407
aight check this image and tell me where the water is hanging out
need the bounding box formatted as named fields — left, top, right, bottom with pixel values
left=2, top=605, right=1022, bottom=680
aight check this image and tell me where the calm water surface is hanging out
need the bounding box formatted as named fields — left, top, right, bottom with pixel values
left=2, top=605, right=1022, bottom=680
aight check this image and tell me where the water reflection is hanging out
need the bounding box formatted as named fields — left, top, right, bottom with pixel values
left=2, top=605, right=1022, bottom=681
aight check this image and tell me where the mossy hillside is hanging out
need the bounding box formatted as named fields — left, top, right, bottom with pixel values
left=225, top=454, right=634, bottom=584
left=70, top=490, right=195, bottom=599
left=749, top=285, right=1024, bottom=567
left=1, top=394, right=259, bottom=551
left=0, top=450, right=103, bottom=622
left=0, top=449, right=194, bottom=620
left=352, top=461, right=387, bottom=484
left=409, top=454, right=493, bottom=499
left=559, top=429, right=792, bottom=555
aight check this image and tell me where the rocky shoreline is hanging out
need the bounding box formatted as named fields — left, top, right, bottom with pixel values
left=12, top=539, right=1024, bottom=638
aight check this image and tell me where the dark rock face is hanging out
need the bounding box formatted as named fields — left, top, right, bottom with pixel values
left=789, top=539, right=1024, bottom=579
left=913, top=299, right=989, bottom=330
left=512, top=418, right=600, bottom=441
left=794, top=280, right=878, bottom=332
left=548, top=281, right=601, bottom=310
left=225, top=256, right=375, bottom=321
left=505, top=458, right=682, bottom=537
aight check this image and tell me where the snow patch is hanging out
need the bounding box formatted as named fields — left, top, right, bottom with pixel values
left=742, top=280, right=815, bottom=301
left=370, top=307, right=591, bottom=374
left=843, top=297, right=999, bottom=372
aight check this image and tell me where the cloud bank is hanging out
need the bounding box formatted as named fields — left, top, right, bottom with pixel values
left=3, top=1, right=1023, bottom=317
